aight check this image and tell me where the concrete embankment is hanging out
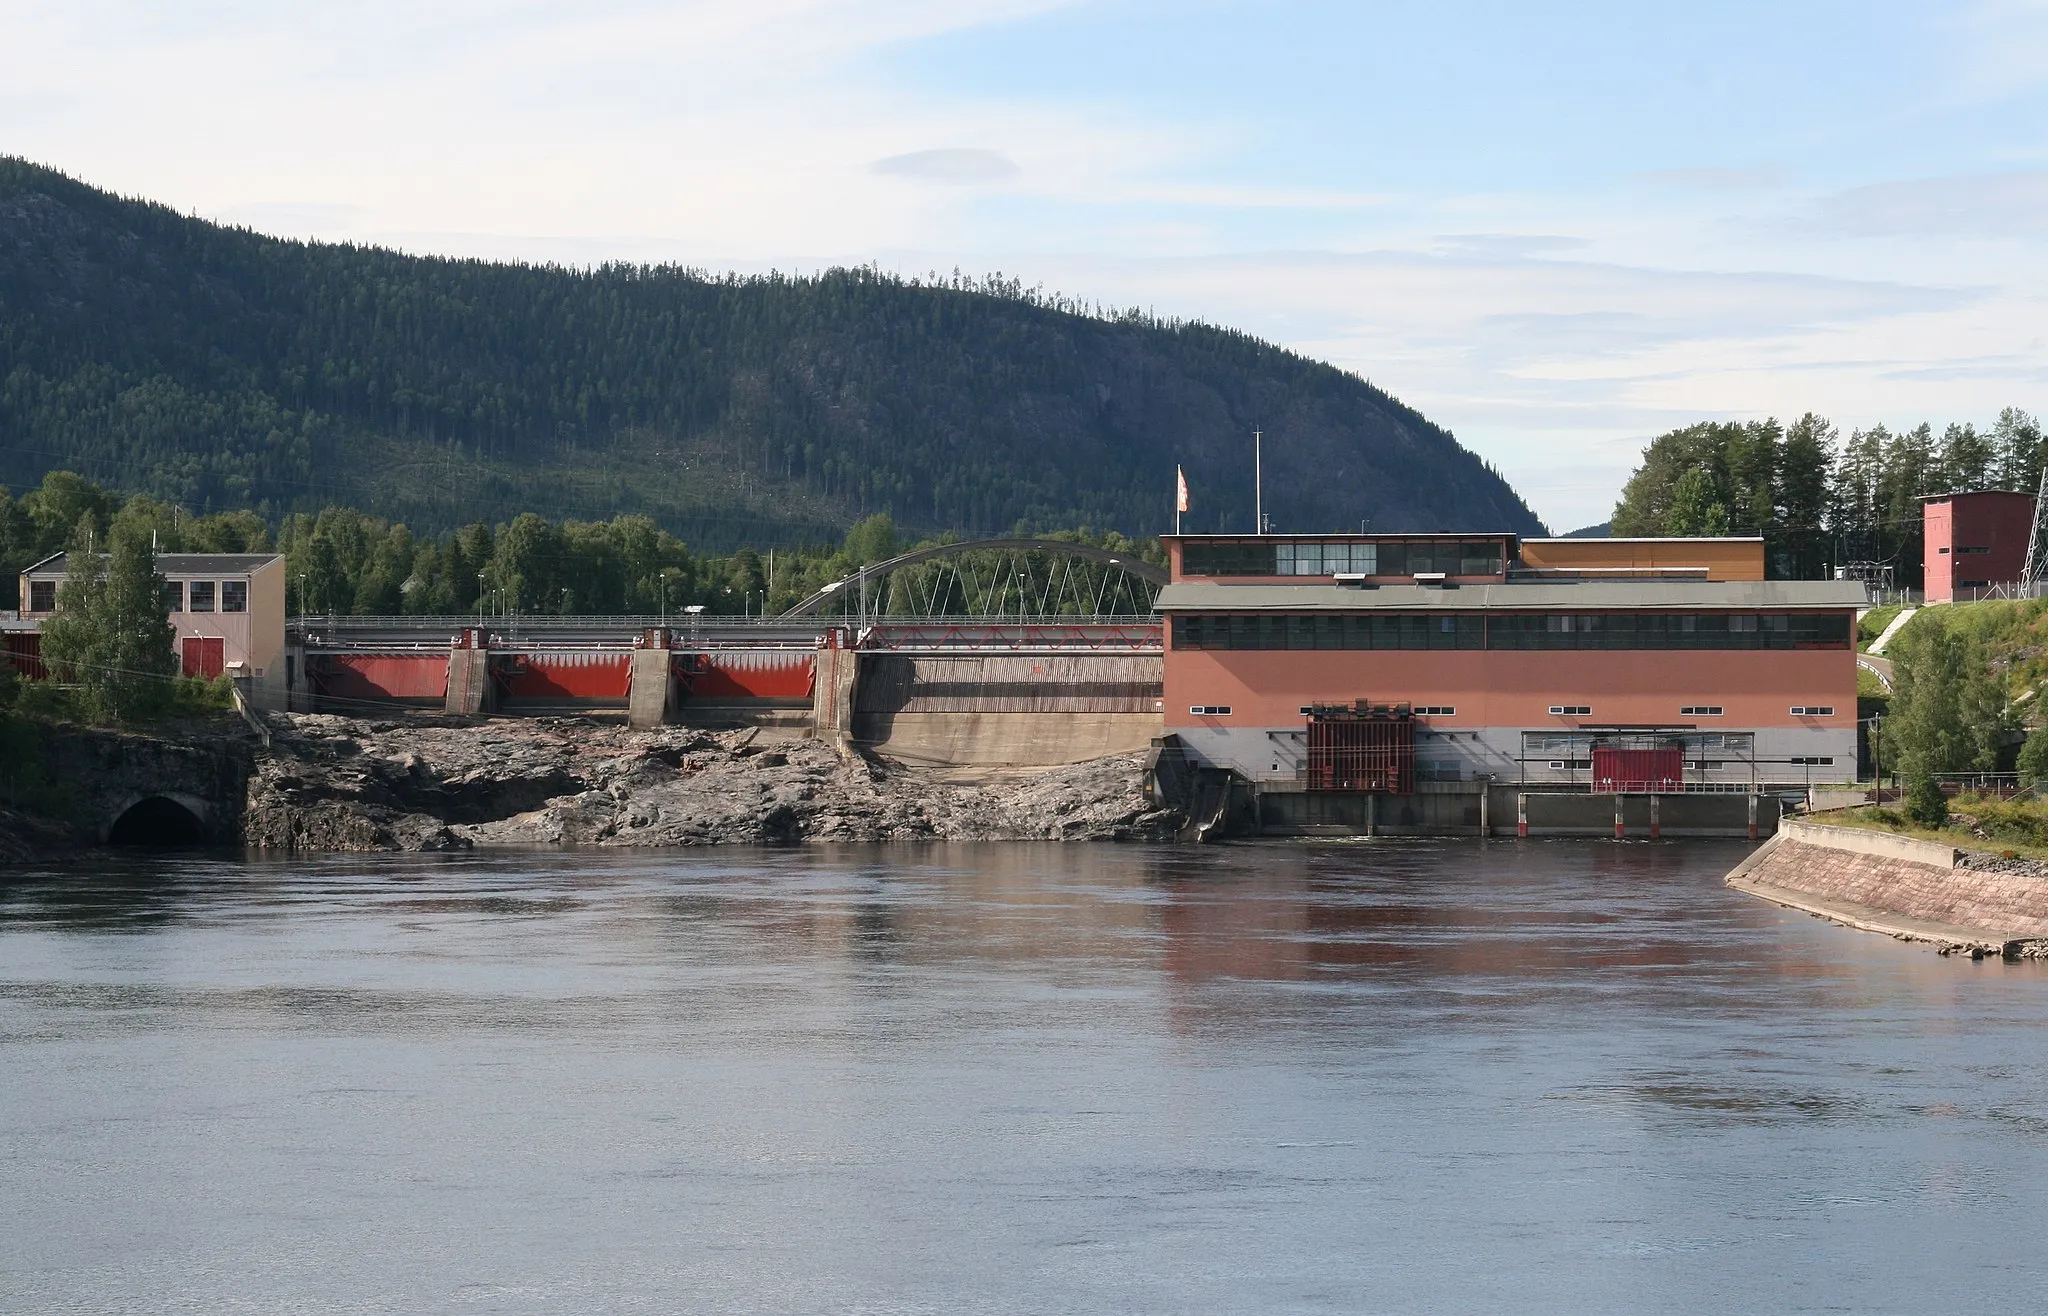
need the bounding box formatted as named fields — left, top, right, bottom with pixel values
left=1727, top=818, right=2048, bottom=957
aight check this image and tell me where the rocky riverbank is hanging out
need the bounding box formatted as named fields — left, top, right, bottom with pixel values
left=244, top=713, right=1185, bottom=852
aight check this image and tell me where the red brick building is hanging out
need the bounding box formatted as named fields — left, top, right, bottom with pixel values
left=1155, top=533, right=1863, bottom=790
left=1922, top=491, right=2037, bottom=602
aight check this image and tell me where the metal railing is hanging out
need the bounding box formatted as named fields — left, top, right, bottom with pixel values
left=292, top=612, right=1157, bottom=631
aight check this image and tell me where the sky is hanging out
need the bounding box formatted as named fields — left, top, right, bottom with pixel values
left=4, top=0, right=2047, bottom=532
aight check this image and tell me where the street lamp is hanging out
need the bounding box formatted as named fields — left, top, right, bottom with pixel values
left=477, top=573, right=486, bottom=630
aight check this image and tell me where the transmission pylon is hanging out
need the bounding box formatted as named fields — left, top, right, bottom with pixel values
left=2023, top=467, right=2048, bottom=598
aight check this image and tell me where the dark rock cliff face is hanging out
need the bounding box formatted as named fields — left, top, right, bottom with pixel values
left=242, top=714, right=1184, bottom=852
left=0, top=713, right=1183, bottom=862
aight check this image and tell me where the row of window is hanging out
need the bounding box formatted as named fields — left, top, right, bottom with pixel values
left=26, top=579, right=246, bottom=613
left=1171, top=612, right=1853, bottom=651
left=164, top=580, right=248, bottom=614
left=1184, top=540, right=1507, bottom=579
left=1527, top=733, right=1753, bottom=753
left=1197, top=706, right=1834, bottom=720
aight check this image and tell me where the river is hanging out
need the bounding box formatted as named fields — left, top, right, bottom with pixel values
left=3, top=840, right=2045, bottom=1313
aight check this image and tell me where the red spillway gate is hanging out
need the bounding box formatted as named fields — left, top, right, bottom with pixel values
left=1305, top=704, right=1415, bottom=794
left=677, top=651, right=816, bottom=701
left=495, top=651, right=633, bottom=705
left=1591, top=744, right=1684, bottom=793
left=309, top=654, right=451, bottom=705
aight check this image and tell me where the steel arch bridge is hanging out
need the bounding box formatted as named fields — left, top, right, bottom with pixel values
left=778, top=537, right=1169, bottom=620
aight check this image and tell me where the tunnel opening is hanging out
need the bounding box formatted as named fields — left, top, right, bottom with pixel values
left=108, top=796, right=209, bottom=849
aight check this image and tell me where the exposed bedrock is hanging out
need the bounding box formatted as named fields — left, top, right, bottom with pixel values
left=242, top=714, right=1184, bottom=852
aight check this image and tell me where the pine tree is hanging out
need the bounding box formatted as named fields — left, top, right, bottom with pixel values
left=1939, top=421, right=1996, bottom=492
left=1775, top=413, right=1834, bottom=577
left=1995, top=408, right=2044, bottom=494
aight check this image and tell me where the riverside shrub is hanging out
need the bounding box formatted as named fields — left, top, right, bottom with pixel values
left=1906, top=775, right=1950, bottom=829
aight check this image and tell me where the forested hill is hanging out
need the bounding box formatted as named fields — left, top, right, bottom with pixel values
left=0, top=159, right=1543, bottom=548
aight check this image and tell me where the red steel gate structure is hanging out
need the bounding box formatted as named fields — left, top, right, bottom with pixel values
left=1305, top=703, right=1416, bottom=794
left=1590, top=741, right=1685, bottom=793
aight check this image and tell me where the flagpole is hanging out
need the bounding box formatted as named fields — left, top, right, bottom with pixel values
left=1254, top=429, right=1263, bottom=534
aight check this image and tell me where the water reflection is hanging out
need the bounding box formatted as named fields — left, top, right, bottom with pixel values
left=3, top=840, right=2048, bottom=1314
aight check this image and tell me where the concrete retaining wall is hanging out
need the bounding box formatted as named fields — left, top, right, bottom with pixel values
left=1775, top=818, right=1959, bottom=867
left=1727, top=819, right=2048, bottom=953
left=855, top=711, right=1163, bottom=767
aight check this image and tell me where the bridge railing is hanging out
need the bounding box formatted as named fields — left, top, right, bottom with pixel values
left=293, top=612, right=1159, bottom=632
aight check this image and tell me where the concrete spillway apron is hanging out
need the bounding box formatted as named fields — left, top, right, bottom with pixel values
left=1726, top=820, right=2048, bottom=957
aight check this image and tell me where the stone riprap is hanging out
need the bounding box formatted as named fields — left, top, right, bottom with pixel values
left=1728, top=820, right=2048, bottom=953
left=243, top=714, right=1183, bottom=852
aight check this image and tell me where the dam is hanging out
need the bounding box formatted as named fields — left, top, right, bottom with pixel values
left=277, top=530, right=1836, bottom=841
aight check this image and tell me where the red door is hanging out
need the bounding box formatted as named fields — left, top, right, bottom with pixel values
left=182, top=636, right=225, bottom=679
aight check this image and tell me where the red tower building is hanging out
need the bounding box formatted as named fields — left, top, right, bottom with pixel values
left=1922, top=491, right=2037, bottom=602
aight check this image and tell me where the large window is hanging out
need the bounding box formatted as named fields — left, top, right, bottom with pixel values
left=1277, top=541, right=1377, bottom=575
left=189, top=581, right=216, bottom=613
left=1180, top=542, right=1277, bottom=576
left=1174, top=614, right=1485, bottom=650
left=28, top=581, right=54, bottom=612
left=221, top=580, right=248, bottom=613
left=1487, top=612, right=1850, bottom=650
left=1182, top=539, right=1507, bottom=578
left=1173, top=611, right=1853, bottom=650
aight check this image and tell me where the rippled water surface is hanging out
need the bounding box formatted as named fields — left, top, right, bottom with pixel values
left=4, top=839, right=2048, bottom=1313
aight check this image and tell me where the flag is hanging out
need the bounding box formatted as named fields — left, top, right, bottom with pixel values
left=1176, top=465, right=1190, bottom=513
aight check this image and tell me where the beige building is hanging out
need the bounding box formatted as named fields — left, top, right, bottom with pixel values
left=19, top=552, right=288, bottom=707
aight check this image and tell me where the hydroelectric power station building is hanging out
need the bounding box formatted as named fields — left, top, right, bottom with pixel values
left=1155, top=532, right=1863, bottom=805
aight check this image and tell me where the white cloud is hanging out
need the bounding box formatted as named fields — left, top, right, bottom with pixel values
left=1806, top=171, right=2048, bottom=237
left=873, top=148, right=1022, bottom=183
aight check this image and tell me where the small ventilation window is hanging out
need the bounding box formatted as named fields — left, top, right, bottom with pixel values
left=1680, top=705, right=1723, bottom=717
left=1416, top=706, right=1456, bottom=716
left=1190, top=705, right=1233, bottom=716
left=1548, top=705, right=1591, bottom=717
left=1789, top=756, right=1835, bottom=766
left=1790, top=706, right=1835, bottom=717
